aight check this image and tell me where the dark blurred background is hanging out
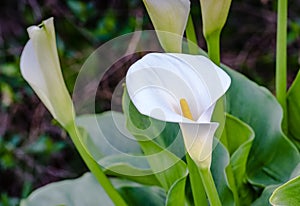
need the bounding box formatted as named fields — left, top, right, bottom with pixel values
left=0, top=0, right=299, bottom=205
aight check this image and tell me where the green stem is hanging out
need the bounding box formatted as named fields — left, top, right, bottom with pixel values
left=199, top=167, right=222, bottom=206
left=186, top=14, right=199, bottom=55
left=66, top=122, right=127, bottom=206
left=206, top=31, right=221, bottom=66
left=186, top=154, right=208, bottom=206
left=185, top=13, right=222, bottom=206
left=220, top=126, right=240, bottom=206
left=276, top=0, right=288, bottom=132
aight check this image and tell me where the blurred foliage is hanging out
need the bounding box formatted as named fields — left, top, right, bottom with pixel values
left=0, top=0, right=300, bottom=205
left=0, top=0, right=144, bottom=204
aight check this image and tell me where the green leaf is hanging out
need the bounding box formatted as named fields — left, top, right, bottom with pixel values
left=251, top=185, right=278, bottom=206
left=21, top=173, right=166, bottom=206
left=99, top=154, right=160, bottom=186
left=223, top=65, right=300, bottom=186
left=290, top=162, right=300, bottom=179
left=122, top=88, right=187, bottom=192
left=76, top=111, right=160, bottom=186
left=76, top=111, right=142, bottom=159
left=20, top=173, right=114, bottom=206
left=270, top=175, right=300, bottom=205
left=287, top=69, right=300, bottom=142
left=211, top=139, right=234, bottom=206
left=251, top=165, right=300, bottom=205
left=165, top=173, right=188, bottom=206
left=221, top=114, right=254, bottom=156
left=115, top=179, right=166, bottom=206
left=221, top=114, right=255, bottom=204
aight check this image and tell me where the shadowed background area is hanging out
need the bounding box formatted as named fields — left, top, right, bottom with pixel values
left=0, top=0, right=300, bottom=204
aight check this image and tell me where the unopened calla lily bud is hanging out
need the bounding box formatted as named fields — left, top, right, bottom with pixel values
left=199, top=0, right=232, bottom=38
left=143, top=0, right=190, bottom=52
left=20, top=17, right=75, bottom=127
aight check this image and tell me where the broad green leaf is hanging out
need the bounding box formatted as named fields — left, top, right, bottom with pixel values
left=115, top=179, right=166, bottom=206
left=99, top=154, right=160, bottom=186
left=270, top=175, right=300, bottom=205
left=251, top=164, right=300, bottom=205
left=211, top=139, right=234, bottom=205
left=290, top=162, right=300, bottom=179
left=76, top=111, right=160, bottom=185
left=165, top=172, right=188, bottom=206
left=223, top=65, right=300, bottom=186
left=20, top=173, right=114, bottom=206
left=250, top=166, right=300, bottom=205
left=287, top=69, right=300, bottom=142
left=221, top=114, right=254, bottom=156
left=76, top=111, right=142, bottom=158
left=221, top=114, right=255, bottom=204
left=123, top=88, right=187, bottom=192
left=251, top=185, right=279, bottom=206
left=135, top=139, right=187, bottom=191
left=21, top=173, right=166, bottom=206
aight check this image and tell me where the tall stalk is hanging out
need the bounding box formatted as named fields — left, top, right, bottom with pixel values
left=180, top=97, right=221, bottom=205
left=186, top=14, right=199, bottom=55
left=186, top=154, right=208, bottom=206
left=206, top=31, right=221, bottom=65
left=276, top=0, right=288, bottom=132
left=66, top=122, right=128, bottom=206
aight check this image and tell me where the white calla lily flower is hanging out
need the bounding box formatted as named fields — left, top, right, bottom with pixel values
left=143, top=0, right=190, bottom=52
left=126, top=53, right=231, bottom=168
left=20, top=17, right=75, bottom=127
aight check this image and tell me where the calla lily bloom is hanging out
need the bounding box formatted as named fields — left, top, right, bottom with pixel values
left=199, top=0, right=232, bottom=38
left=143, top=0, right=190, bottom=52
left=20, top=17, right=75, bottom=127
left=126, top=53, right=231, bottom=168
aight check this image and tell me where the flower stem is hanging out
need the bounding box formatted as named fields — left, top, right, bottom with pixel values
left=186, top=14, right=199, bottom=55
left=66, top=122, right=127, bottom=206
left=199, top=167, right=222, bottom=206
left=186, top=154, right=208, bottom=206
left=185, top=15, right=222, bottom=206
left=276, top=0, right=288, bottom=132
left=219, top=128, right=240, bottom=205
left=206, top=31, right=221, bottom=66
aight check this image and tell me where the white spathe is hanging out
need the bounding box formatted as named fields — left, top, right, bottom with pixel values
left=20, top=17, right=75, bottom=127
left=126, top=53, right=231, bottom=168
left=143, top=0, right=190, bottom=52
left=199, top=0, right=232, bottom=37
